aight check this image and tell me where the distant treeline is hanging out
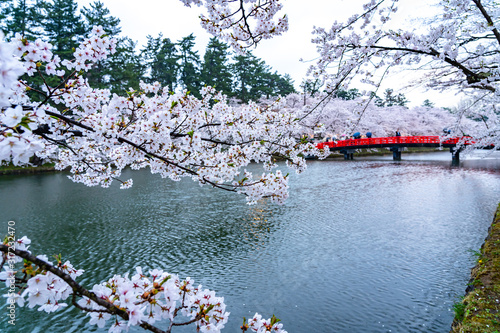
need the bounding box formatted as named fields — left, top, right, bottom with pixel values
left=0, top=0, right=296, bottom=102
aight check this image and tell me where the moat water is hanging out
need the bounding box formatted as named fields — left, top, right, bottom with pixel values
left=1, top=151, right=500, bottom=332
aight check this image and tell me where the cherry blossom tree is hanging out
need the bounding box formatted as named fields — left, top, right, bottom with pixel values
left=308, top=0, right=499, bottom=149
left=0, top=22, right=325, bottom=201
left=1, top=236, right=287, bottom=333
left=179, top=0, right=288, bottom=52
left=0, top=1, right=312, bottom=332
left=0, top=24, right=302, bottom=333
left=282, top=92, right=464, bottom=139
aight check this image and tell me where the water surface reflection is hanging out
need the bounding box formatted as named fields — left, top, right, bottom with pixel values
left=0, top=151, right=499, bottom=332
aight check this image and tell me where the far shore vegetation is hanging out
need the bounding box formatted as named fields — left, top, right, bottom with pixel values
left=0, top=162, right=55, bottom=175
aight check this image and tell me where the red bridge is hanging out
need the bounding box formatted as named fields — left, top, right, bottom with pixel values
left=315, top=135, right=477, bottom=162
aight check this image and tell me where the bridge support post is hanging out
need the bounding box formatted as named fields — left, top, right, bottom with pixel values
left=451, top=147, right=461, bottom=165
left=390, top=146, right=403, bottom=161
left=340, top=149, right=355, bottom=160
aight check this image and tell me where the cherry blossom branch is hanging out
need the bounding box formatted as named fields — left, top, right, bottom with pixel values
left=338, top=43, right=496, bottom=92
left=187, top=0, right=288, bottom=50
left=42, top=110, right=279, bottom=195
left=0, top=245, right=214, bottom=333
left=472, top=0, right=500, bottom=46
left=351, top=63, right=392, bottom=129
left=38, top=109, right=210, bottom=180
left=36, top=70, right=80, bottom=108
left=0, top=245, right=128, bottom=317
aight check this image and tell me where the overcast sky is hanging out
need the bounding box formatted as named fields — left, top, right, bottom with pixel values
left=75, top=0, right=457, bottom=107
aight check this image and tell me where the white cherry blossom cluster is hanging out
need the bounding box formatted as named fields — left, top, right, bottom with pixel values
left=62, top=25, right=117, bottom=71
left=244, top=313, right=288, bottom=333
left=1, top=27, right=325, bottom=203
left=11, top=25, right=116, bottom=76
left=0, top=31, right=25, bottom=106
left=0, top=104, right=47, bottom=165
left=77, top=268, right=229, bottom=332
left=180, top=0, right=288, bottom=51
left=1, top=26, right=118, bottom=167
left=11, top=34, right=59, bottom=76
left=22, top=260, right=84, bottom=313
left=0, top=236, right=288, bottom=333
left=0, top=236, right=83, bottom=313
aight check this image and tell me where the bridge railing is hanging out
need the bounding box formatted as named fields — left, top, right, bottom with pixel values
left=316, top=136, right=471, bottom=150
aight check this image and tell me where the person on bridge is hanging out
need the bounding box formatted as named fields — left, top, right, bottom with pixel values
left=395, top=130, right=401, bottom=137
left=366, top=132, right=372, bottom=138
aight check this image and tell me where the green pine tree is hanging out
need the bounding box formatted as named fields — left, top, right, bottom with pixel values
left=261, top=71, right=296, bottom=98
left=273, top=73, right=296, bottom=96
left=334, top=88, right=361, bottom=100
left=81, top=1, right=122, bottom=89
left=300, top=78, right=322, bottom=98
left=39, top=0, right=86, bottom=60
left=0, top=0, right=42, bottom=39
left=107, top=37, right=146, bottom=95
left=200, top=37, right=232, bottom=96
left=422, top=99, right=435, bottom=108
left=142, top=33, right=179, bottom=93
left=178, top=34, right=201, bottom=97
left=382, top=88, right=409, bottom=107
left=232, top=52, right=269, bottom=103
left=250, top=59, right=273, bottom=99
left=81, top=1, right=121, bottom=36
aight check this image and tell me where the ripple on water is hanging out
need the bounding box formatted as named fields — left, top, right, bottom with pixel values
left=0, top=156, right=499, bottom=332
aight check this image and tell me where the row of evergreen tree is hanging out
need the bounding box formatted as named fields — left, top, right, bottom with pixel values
left=0, top=0, right=296, bottom=101
left=301, top=78, right=412, bottom=107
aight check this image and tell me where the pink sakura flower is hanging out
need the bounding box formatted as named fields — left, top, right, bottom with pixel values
left=27, top=288, right=49, bottom=308
left=27, top=274, right=48, bottom=290
left=89, top=312, right=111, bottom=328
left=15, top=236, right=31, bottom=251
left=1, top=105, right=24, bottom=128
left=3, top=292, right=25, bottom=307
left=127, top=306, right=146, bottom=326
left=109, top=320, right=127, bottom=333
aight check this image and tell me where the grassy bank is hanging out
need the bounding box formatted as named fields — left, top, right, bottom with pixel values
left=451, top=203, right=500, bottom=332
left=0, top=163, right=56, bottom=175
